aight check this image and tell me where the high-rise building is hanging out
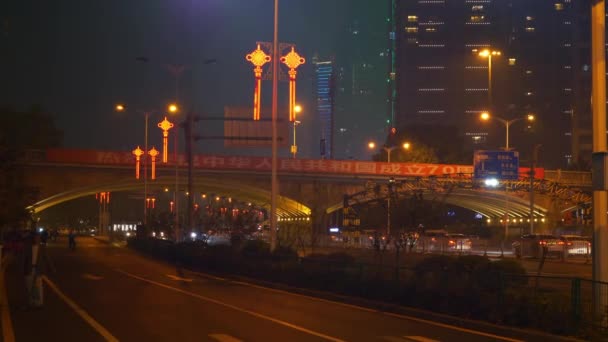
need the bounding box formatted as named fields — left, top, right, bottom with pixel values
left=396, top=0, right=592, bottom=168
left=313, top=56, right=336, bottom=159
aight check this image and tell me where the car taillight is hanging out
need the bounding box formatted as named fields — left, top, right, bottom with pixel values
left=558, top=241, right=564, bottom=245
left=539, top=240, right=547, bottom=245
left=431, top=237, right=436, bottom=242
left=448, top=240, right=455, bottom=245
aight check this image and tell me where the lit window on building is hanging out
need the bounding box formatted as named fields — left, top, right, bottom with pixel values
left=470, top=15, right=485, bottom=22
left=408, top=15, right=418, bottom=22
left=406, top=27, right=418, bottom=33
left=425, top=28, right=437, bottom=32
left=564, top=21, right=571, bottom=25
left=525, top=27, right=535, bottom=32
left=526, top=16, right=534, bottom=21
left=525, top=70, right=533, bottom=74
left=508, top=58, right=516, bottom=66
left=525, top=91, right=534, bottom=96
left=472, top=5, right=483, bottom=11
left=555, top=3, right=564, bottom=11
left=407, top=38, right=418, bottom=44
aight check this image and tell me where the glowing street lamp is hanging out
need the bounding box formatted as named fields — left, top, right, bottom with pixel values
left=291, top=105, right=303, bottom=159
left=478, top=49, right=501, bottom=108
left=367, top=141, right=412, bottom=163
left=479, top=112, right=535, bottom=150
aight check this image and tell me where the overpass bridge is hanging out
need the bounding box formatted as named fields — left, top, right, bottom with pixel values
left=20, top=148, right=593, bottom=232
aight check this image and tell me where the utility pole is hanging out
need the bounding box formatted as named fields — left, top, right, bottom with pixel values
left=529, top=144, right=540, bottom=234
left=270, top=0, right=279, bottom=252
left=182, top=112, right=199, bottom=234
left=591, top=0, right=608, bottom=324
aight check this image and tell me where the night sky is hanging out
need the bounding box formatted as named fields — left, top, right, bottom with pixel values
left=1, top=0, right=374, bottom=158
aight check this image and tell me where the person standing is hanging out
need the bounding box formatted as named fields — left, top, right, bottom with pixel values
left=24, top=232, right=54, bottom=308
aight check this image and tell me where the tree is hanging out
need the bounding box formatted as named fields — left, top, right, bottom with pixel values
left=0, top=106, right=63, bottom=232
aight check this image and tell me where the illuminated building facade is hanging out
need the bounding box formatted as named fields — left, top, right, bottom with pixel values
left=396, top=0, right=591, bottom=168
left=313, top=57, right=336, bottom=159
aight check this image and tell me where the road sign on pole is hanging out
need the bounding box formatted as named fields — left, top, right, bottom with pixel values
left=474, top=150, right=519, bottom=180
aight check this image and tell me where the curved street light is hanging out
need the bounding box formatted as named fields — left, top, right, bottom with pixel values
left=480, top=112, right=535, bottom=150
left=368, top=141, right=411, bottom=163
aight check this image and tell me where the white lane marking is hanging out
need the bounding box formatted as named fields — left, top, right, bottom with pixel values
left=383, top=312, right=522, bottom=342
left=117, top=269, right=344, bottom=342
left=209, top=333, right=243, bottom=342
left=82, top=274, right=104, bottom=281
left=405, top=336, right=440, bottom=342
left=166, top=274, right=193, bottom=282
left=188, top=270, right=521, bottom=342
left=0, top=269, right=15, bottom=342
left=42, top=276, right=119, bottom=342
left=381, top=337, right=406, bottom=342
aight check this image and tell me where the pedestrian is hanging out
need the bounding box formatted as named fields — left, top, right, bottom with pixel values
left=68, top=230, right=76, bottom=251
left=24, top=232, right=54, bottom=308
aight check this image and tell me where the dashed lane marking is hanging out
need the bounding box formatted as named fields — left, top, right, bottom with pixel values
left=209, top=333, right=243, bottom=342
left=405, top=336, right=440, bottom=342
left=43, top=276, right=119, bottom=342
left=117, top=269, right=344, bottom=342
left=166, top=274, right=193, bottom=282
left=82, top=273, right=104, bottom=281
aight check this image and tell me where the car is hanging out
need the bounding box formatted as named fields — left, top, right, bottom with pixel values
left=512, top=234, right=563, bottom=259
left=559, top=235, right=591, bottom=257
left=446, top=234, right=472, bottom=251
left=418, top=230, right=448, bottom=252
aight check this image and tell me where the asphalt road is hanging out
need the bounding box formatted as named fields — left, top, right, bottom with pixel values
left=5, top=237, right=581, bottom=342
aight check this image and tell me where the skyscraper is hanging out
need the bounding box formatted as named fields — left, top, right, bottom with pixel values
left=396, top=0, right=592, bottom=168
left=313, top=56, right=336, bottom=159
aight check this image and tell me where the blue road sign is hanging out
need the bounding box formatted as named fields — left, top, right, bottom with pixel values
left=474, top=150, right=519, bottom=180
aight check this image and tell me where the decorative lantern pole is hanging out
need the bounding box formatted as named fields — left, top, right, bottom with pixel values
left=148, top=147, right=159, bottom=180
left=132, top=146, right=144, bottom=179
left=280, top=46, right=305, bottom=122
left=157, top=117, right=174, bottom=163
left=246, top=44, right=272, bottom=120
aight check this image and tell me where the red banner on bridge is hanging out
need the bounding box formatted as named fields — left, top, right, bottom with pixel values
left=43, top=149, right=544, bottom=179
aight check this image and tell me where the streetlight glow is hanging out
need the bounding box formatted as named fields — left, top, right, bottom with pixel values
left=115, top=104, right=125, bottom=112
left=294, top=105, right=302, bottom=113
left=168, top=104, right=179, bottom=113
left=480, top=112, right=490, bottom=121
left=403, top=142, right=411, bottom=150
left=368, top=141, right=376, bottom=149
left=527, top=114, right=535, bottom=122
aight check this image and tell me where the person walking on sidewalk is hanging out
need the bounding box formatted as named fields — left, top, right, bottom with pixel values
left=24, top=232, right=54, bottom=308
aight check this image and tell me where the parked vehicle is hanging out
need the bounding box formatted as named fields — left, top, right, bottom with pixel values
left=512, top=234, right=563, bottom=259
left=418, top=230, right=448, bottom=252
left=559, top=235, right=591, bottom=258
left=446, top=234, right=472, bottom=251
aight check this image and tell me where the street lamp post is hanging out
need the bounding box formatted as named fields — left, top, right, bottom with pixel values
left=478, top=49, right=501, bottom=109
left=270, top=0, right=279, bottom=252
left=291, top=105, right=302, bottom=159
left=291, top=120, right=301, bottom=159
left=116, top=104, right=177, bottom=227
left=480, top=112, right=534, bottom=256
left=368, top=141, right=411, bottom=236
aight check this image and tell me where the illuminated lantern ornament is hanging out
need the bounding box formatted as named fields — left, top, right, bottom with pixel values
left=280, top=47, right=305, bottom=122
left=246, top=44, right=271, bottom=120
left=132, top=146, right=144, bottom=179
left=96, top=192, right=110, bottom=204
left=148, top=147, right=159, bottom=180
left=146, top=197, right=156, bottom=209
left=157, top=117, right=174, bottom=163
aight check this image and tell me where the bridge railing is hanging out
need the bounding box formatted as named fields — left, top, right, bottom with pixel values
left=544, top=170, right=592, bottom=187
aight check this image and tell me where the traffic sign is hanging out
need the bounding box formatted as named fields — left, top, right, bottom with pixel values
left=474, top=150, right=519, bottom=180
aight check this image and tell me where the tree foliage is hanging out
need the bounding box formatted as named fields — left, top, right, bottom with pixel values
left=0, top=106, right=63, bottom=231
